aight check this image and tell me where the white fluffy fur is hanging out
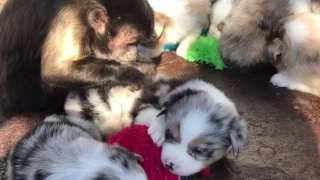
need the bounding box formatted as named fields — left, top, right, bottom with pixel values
left=208, top=0, right=234, bottom=39
left=64, top=96, right=83, bottom=117
left=65, top=86, right=142, bottom=137
left=284, top=18, right=309, bottom=48
left=270, top=73, right=316, bottom=95
left=290, top=0, right=312, bottom=13
left=140, top=0, right=211, bottom=57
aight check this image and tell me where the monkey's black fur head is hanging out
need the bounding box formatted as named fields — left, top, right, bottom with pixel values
left=100, top=0, right=154, bottom=40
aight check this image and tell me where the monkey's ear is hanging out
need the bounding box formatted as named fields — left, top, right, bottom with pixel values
left=267, top=38, right=283, bottom=61
left=88, top=8, right=108, bottom=34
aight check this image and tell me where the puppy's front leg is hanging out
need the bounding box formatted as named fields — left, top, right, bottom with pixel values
left=134, top=107, right=168, bottom=147
left=148, top=115, right=167, bottom=147
left=176, top=28, right=203, bottom=58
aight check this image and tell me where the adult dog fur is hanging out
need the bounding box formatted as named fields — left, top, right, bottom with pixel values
left=7, top=115, right=146, bottom=180
left=268, top=12, right=320, bottom=96
left=218, top=0, right=320, bottom=96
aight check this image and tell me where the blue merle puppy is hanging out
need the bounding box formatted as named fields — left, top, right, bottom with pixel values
left=7, top=115, right=147, bottom=180
left=65, top=73, right=248, bottom=177
left=135, top=77, right=248, bottom=176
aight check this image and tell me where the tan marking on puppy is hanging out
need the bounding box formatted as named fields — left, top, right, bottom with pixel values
left=188, top=137, right=205, bottom=149
left=203, top=148, right=230, bottom=167
left=188, top=137, right=230, bottom=167
left=171, top=123, right=181, bottom=142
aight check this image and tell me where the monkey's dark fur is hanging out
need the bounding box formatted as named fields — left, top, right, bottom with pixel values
left=0, top=0, right=154, bottom=120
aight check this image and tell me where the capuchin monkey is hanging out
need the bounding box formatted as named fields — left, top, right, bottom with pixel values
left=0, top=0, right=155, bottom=120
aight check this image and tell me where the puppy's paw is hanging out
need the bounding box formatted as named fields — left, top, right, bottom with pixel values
left=148, top=119, right=167, bottom=147
left=134, top=108, right=161, bottom=126
left=270, top=73, right=292, bottom=88
left=176, top=45, right=189, bottom=58
left=270, top=73, right=314, bottom=94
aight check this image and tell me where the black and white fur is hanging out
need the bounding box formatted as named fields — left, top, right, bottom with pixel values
left=135, top=78, right=248, bottom=176
left=7, top=115, right=147, bottom=180
left=64, top=74, right=183, bottom=138
left=65, top=74, right=248, bottom=176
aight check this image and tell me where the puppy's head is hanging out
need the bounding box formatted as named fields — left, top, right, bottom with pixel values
left=159, top=86, right=247, bottom=176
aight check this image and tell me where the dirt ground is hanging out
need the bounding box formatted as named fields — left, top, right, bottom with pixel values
left=0, top=52, right=320, bottom=180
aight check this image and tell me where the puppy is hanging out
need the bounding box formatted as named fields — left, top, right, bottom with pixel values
left=268, top=12, right=320, bottom=96
left=138, top=0, right=211, bottom=58
left=219, top=0, right=311, bottom=67
left=135, top=78, right=248, bottom=176
left=64, top=74, right=182, bottom=138
left=7, top=115, right=146, bottom=180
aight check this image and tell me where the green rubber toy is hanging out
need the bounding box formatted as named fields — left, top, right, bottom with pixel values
left=185, top=36, right=226, bottom=70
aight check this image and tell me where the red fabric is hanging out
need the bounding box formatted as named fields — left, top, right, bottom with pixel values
left=107, top=125, right=211, bottom=179
left=198, top=166, right=211, bottom=177
left=108, top=125, right=178, bottom=180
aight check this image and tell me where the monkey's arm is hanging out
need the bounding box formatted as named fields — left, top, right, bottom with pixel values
left=126, top=56, right=160, bottom=76
left=42, top=56, right=146, bottom=89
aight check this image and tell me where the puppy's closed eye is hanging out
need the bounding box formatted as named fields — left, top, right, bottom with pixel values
left=192, top=148, right=206, bottom=155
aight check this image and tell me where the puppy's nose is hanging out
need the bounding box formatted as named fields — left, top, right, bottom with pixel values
left=165, top=162, right=174, bottom=170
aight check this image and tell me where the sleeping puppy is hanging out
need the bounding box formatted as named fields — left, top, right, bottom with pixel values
left=7, top=115, right=146, bottom=180
left=219, top=0, right=311, bottom=67
left=138, top=0, right=211, bottom=58
left=268, top=12, right=320, bottom=96
left=64, top=74, right=182, bottom=138
left=135, top=78, right=248, bottom=176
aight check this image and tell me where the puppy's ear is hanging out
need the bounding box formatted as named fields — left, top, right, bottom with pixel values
left=157, top=109, right=167, bottom=117
left=88, top=7, right=108, bottom=34
left=128, top=152, right=144, bottom=162
left=113, top=145, right=144, bottom=162
left=229, top=117, right=248, bottom=157
left=267, top=38, right=283, bottom=61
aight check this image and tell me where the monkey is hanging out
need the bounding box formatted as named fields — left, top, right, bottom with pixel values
left=0, top=0, right=155, bottom=120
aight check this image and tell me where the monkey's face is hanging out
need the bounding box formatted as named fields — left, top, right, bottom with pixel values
left=106, top=25, right=141, bottom=62
left=92, top=0, right=154, bottom=62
